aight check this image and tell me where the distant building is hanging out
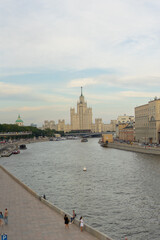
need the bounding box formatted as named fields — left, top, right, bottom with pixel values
left=102, top=133, right=113, bottom=143
left=70, top=87, right=92, bottom=131
left=92, top=118, right=103, bottom=133
left=57, top=120, right=66, bottom=132
left=43, top=88, right=129, bottom=134
left=15, top=114, right=24, bottom=126
left=30, top=123, right=37, bottom=128
left=103, top=120, right=117, bottom=132
left=119, top=125, right=134, bottom=142
left=135, top=98, right=160, bottom=144
left=43, top=120, right=57, bottom=130
left=116, top=115, right=135, bottom=138
left=117, top=114, right=134, bottom=124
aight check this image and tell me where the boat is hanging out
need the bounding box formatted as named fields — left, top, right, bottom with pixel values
left=100, top=142, right=108, bottom=147
left=83, top=167, right=87, bottom=171
left=100, top=140, right=108, bottom=147
left=98, top=139, right=103, bottom=144
left=81, top=138, right=88, bottom=142
left=19, top=144, right=27, bottom=150
left=12, top=150, right=20, bottom=154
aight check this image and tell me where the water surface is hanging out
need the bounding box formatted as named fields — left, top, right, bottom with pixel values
left=1, top=138, right=160, bottom=240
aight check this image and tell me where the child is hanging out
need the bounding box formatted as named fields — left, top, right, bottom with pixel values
left=80, top=216, right=84, bottom=232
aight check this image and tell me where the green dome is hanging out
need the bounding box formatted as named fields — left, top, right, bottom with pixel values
left=16, top=115, right=23, bottom=123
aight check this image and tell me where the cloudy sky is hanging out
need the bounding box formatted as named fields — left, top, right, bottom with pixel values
left=1, top=0, right=160, bottom=126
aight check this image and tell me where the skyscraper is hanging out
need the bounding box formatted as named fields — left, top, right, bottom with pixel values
left=70, top=87, right=92, bottom=131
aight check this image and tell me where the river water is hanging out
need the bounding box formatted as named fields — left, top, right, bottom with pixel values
left=0, top=138, right=160, bottom=240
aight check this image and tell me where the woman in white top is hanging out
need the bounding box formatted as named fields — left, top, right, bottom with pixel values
left=80, top=216, right=84, bottom=232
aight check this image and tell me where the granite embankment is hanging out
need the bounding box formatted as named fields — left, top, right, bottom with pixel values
left=0, top=138, right=49, bottom=157
left=0, top=165, right=113, bottom=240
left=105, top=142, right=160, bottom=155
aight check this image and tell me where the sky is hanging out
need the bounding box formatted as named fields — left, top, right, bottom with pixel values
left=1, top=0, right=160, bottom=127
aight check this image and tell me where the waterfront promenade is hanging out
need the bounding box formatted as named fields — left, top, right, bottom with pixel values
left=0, top=165, right=112, bottom=240
left=104, top=142, right=160, bottom=155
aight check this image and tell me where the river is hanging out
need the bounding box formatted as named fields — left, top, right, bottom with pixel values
left=0, top=138, right=160, bottom=240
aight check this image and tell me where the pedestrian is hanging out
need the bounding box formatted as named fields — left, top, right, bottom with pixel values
left=4, top=208, right=8, bottom=225
left=43, top=194, right=46, bottom=200
left=0, top=212, right=4, bottom=234
left=64, top=214, right=69, bottom=229
left=79, top=216, right=84, bottom=232
left=70, top=210, right=76, bottom=224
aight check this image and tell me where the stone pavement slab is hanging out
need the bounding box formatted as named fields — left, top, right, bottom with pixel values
left=0, top=166, right=102, bottom=240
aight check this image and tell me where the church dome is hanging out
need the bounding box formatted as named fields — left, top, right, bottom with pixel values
left=15, top=115, right=24, bottom=126
left=16, top=115, right=23, bottom=123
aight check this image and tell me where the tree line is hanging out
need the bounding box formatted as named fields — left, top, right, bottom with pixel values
left=0, top=124, right=64, bottom=139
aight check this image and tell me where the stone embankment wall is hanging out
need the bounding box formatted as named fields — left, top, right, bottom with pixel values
left=0, top=165, right=113, bottom=240
left=107, top=143, right=160, bottom=155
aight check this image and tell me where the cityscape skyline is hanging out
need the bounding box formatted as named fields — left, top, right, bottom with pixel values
left=1, top=0, right=160, bottom=126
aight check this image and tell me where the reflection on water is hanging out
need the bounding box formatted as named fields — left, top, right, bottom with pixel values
left=1, top=139, right=160, bottom=240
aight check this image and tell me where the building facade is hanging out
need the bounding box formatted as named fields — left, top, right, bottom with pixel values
left=135, top=98, right=160, bottom=144
left=70, top=87, right=92, bottom=131
left=43, top=88, right=132, bottom=134
left=119, top=125, right=134, bottom=142
left=43, top=120, right=57, bottom=130
left=117, top=114, right=134, bottom=124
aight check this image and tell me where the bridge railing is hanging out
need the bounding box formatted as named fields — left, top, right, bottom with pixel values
left=0, top=131, right=32, bottom=136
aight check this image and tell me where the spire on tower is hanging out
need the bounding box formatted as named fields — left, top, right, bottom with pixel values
left=81, top=86, right=83, bottom=96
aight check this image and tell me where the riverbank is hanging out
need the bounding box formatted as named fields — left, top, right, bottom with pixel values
left=0, top=165, right=112, bottom=240
left=103, top=142, right=160, bottom=155
left=0, top=137, right=49, bottom=157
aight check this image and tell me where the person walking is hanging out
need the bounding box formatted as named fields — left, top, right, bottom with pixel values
left=4, top=208, right=8, bottom=225
left=0, top=212, right=4, bottom=234
left=64, top=214, right=69, bottom=229
left=80, top=216, right=84, bottom=232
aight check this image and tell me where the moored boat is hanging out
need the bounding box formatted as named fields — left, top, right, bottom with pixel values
left=12, top=150, right=20, bottom=154
left=19, top=144, right=27, bottom=150
left=81, top=138, right=88, bottom=142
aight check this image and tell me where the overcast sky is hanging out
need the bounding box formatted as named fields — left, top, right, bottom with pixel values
left=1, top=0, right=160, bottom=126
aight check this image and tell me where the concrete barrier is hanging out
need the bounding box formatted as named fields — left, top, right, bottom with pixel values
left=0, top=165, right=113, bottom=240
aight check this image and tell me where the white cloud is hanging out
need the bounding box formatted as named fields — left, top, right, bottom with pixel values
left=68, top=78, right=98, bottom=87
left=1, top=0, right=160, bottom=124
left=0, top=82, right=31, bottom=95
left=1, top=0, right=160, bottom=75
left=120, top=91, right=160, bottom=98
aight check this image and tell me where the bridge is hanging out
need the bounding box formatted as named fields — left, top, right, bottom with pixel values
left=0, top=131, right=32, bottom=137
left=65, top=132, right=102, bottom=138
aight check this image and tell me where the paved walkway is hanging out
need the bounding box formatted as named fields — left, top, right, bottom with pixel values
left=0, top=166, right=100, bottom=240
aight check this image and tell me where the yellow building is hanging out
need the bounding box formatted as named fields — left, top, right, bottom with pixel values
left=135, top=98, right=160, bottom=144
left=102, top=134, right=113, bottom=143
left=70, top=87, right=92, bottom=131
left=43, top=120, right=57, bottom=130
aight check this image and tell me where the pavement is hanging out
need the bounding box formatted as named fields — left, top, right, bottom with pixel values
left=0, top=166, right=99, bottom=240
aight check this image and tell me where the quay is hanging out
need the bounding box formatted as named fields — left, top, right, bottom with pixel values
left=0, top=138, right=49, bottom=157
left=103, top=142, right=160, bottom=155
left=0, top=165, right=112, bottom=240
